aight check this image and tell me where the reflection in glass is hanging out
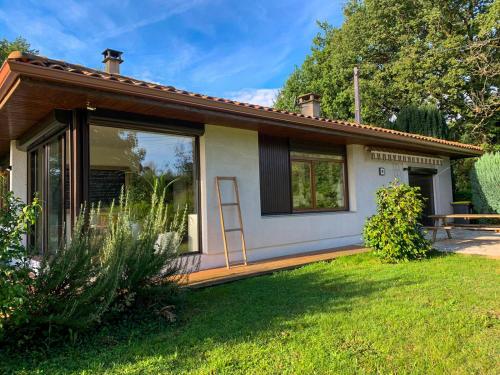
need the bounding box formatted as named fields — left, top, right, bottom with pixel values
left=314, top=162, right=344, bottom=209
left=89, top=126, right=198, bottom=252
left=29, top=149, right=44, bottom=253
left=291, top=161, right=312, bottom=209
left=47, top=137, right=64, bottom=251
left=291, top=151, right=346, bottom=211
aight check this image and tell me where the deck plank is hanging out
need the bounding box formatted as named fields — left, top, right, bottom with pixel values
left=184, top=245, right=369, bottom=288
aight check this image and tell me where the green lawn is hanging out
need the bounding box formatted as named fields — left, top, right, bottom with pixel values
left=2, top=252, right=499, bottom=374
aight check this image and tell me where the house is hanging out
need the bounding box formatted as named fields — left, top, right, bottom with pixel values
left=0, top=49, right=482, bottom=270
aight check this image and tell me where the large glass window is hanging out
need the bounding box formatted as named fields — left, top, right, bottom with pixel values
left=290, top=151, right=347, bottom=211
left=89, top=125, right=199, bottom=253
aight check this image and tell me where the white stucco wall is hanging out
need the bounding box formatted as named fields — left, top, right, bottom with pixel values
left=197, top=124, right=454, bottom=269
left=9, top=140, right=28, bottom=202
left=6, top=126, right=455, bottom=270
left=8, top=141, right=28, bottom=246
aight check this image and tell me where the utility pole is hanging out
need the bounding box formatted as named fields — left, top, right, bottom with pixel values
left=353, top=66, right=362, bottom=123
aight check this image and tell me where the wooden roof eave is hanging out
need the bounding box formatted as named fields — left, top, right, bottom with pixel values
left=2, top=59, right=483, bottom=159
left=0, top=62, right=20, bottom=109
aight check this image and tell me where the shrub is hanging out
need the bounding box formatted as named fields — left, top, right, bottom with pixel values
left=0, top=177, right=40, bottom=337
left=363, top=180, right=431, bottom=263
left=27, top=183, right=189, bottom=333
left=470, top=153, right=500, bottom=214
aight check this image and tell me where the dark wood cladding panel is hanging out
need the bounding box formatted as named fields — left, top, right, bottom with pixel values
left=89, top=109, right=205, bottom=136
left=290, top=140, right=346, bottom=156
left=259, top=134, right=291, bottom=215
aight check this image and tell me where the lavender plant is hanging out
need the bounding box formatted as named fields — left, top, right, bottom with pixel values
left=30, top=181, right=189, bottom=332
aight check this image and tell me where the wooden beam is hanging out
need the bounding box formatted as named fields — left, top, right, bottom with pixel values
left=17, top=109, right=71, bottom=151
left=89, top=109, right=205, bottom=136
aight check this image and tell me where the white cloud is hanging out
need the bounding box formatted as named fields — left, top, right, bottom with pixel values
left=229, top=88, right=280, bottom=107
left=0, top=9, right=87, bottom=55
left=0, top=0, right=206, bottom=62
left=90, top=0, right=205, bottom=42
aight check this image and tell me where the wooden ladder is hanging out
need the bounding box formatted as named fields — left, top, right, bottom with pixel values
left=215, top=176, right=248, bottom=269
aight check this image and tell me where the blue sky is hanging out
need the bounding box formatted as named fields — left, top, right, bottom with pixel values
left=0, top=0, right=344, bottom=106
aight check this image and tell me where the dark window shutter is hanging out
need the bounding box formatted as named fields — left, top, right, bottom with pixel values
left=259, top=134, right=291, bottom=215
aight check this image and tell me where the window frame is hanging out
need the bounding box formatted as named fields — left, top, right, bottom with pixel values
left=26, top=109, right=204, bottom=255
left=290, top=150, right=349, bottom=213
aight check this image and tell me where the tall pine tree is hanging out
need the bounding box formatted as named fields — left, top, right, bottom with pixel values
left=392, top=105, right=448, bottom=139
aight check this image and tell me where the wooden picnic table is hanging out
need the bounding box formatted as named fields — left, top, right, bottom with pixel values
left=426, top=214, right=500, bottom=242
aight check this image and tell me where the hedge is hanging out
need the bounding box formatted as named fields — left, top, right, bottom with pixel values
left=470, top=153, right=500, bottom=213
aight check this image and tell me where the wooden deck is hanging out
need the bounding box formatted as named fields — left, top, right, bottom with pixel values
left=184, top=245, right=369, bottom=288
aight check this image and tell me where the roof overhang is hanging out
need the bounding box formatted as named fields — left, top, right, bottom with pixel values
left=0, top=53, right=483, bottom=158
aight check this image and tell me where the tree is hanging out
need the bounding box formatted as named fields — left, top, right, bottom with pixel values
left=391, top=105, right=448, bottom=139
left=0, top=37, right=38, bottom=64
left=461, top=0, right=500, bottom=149
left=275, top=0, right=498, bottom=148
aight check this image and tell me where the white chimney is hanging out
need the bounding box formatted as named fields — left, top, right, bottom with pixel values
left=102, top=48, right=123, bottom=74
left=297, top=93, right=321, bottom=117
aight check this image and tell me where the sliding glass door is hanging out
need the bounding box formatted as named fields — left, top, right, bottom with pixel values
left=29, top=148, right=44, bottom=253
left=29, top=132, right=70, bottom=254
left=46, top=137, right=64, bottom=251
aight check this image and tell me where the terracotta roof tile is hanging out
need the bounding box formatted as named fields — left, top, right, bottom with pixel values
left=5, top=52, right=482, bottom=152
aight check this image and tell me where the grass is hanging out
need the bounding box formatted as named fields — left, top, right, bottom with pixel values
left=1, top=252, right=499, bottom=374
